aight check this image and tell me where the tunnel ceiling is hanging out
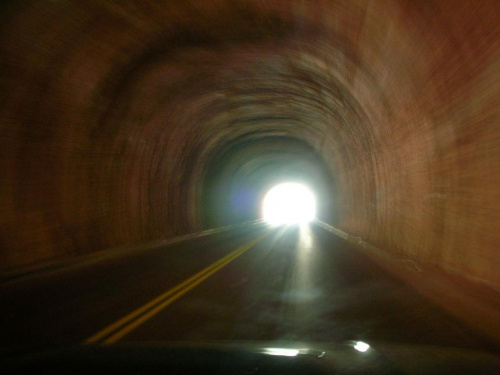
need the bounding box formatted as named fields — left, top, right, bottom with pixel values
left=1, top=0, right=499, bottom=287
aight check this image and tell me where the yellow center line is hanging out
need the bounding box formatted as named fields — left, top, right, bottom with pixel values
left=85, top=233, right=268, bottom=344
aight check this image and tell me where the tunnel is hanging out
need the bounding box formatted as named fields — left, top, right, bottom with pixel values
left=2, top=0, right=498, bottom=285
left=1, top=0, right=500, bottom=358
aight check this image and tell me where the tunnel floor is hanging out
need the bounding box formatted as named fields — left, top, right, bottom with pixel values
left=1, top=223, right=497, bottom=355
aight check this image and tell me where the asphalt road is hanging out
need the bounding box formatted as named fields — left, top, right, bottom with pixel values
left=1, top=222, right=497, bottom=354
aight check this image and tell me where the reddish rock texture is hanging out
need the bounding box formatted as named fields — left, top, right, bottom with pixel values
left=1, top=1, right=499, bottom=286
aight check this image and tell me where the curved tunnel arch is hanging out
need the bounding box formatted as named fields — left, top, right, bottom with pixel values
left=201, top=135, right=336, bottom=228
left=0, top=0, right=499, bottom=289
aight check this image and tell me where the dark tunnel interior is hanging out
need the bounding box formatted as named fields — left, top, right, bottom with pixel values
left=1, top=0, right=499, bottom=292
left=202, top=135, right=335, bottom=227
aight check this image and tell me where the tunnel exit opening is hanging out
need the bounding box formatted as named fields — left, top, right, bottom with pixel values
left=261, top=182, right=316, bottom=225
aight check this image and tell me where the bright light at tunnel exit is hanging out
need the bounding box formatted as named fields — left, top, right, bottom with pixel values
left=262, top=183, right=316, bottom=225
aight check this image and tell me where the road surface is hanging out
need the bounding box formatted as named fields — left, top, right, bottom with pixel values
left=1, top=222, right=497, bottom=354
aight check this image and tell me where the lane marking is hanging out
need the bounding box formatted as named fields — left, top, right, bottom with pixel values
left=85, top=234, right=267, bottom=344
left=84, top=247, right=244, bottom=344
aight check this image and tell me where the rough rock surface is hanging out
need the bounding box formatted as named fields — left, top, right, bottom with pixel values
left=1, top=1, right=499, bottom=287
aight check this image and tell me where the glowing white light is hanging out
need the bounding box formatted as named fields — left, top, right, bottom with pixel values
left=263, top=348, right=300, bottom=357
left=262, top=183, right=316, bottom=225
left=353, top=341, right=370, bottom=352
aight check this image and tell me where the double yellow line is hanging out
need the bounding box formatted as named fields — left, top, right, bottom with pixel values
left=85, top=234, right=267, bottom=344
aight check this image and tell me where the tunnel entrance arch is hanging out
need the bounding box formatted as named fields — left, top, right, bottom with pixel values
left=201, top=135, right=336, bottom=228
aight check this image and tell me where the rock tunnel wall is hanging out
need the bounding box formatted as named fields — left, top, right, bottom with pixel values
left=1, top=1, right=499, bottom=286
